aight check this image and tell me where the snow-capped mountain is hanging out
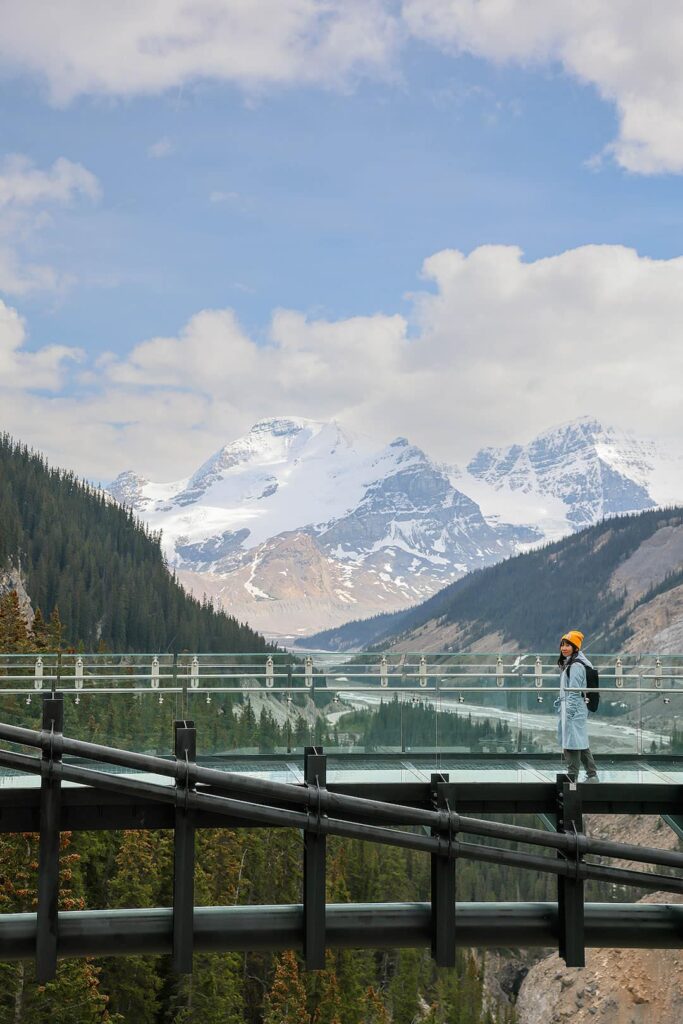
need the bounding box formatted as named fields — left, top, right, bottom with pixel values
left=106, top=416, right=683, bottom=638
left=463, top=417, right=681, bottom=533
left=107, top=417, right=537, bottom=637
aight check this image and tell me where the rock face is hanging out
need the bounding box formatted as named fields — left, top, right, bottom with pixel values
left=516, top=814, right=683, bottom=1024
left=516, top=924, right=683, bottom=1024
left=0, top=566, right=34, bottom=629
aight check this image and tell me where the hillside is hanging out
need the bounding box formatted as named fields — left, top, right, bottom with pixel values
left=0, top=434, right=269, bottom=652
left=515, top=814, right=683, bottom=1024
left=303, top=507, right=683, bottom=652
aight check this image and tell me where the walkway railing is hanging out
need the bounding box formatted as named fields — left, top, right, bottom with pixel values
left=1, top=692, right=683, bottom=981
left=1, top=651, right=682, bottom=757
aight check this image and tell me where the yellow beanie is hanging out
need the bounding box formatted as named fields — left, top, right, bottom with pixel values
left=561, top=630, right=584, bottom=650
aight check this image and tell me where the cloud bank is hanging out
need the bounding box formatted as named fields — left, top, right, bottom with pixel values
left=2, top=2, right=683, bottom=172
left=0, top=154, right=101, bottom=295
left=0, top=0, right=400, bottom=103
left=2, top=243, right=682, bottom=480
left=403, top=0, right=683, bottom=174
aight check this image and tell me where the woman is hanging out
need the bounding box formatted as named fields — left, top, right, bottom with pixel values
left=556, top=630, right=599, bottom=783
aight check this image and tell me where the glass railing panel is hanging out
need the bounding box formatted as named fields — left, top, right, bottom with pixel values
left=2, top=652, right=683, bottom=771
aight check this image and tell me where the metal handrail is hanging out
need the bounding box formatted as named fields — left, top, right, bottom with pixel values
left=1, top=719, right=682, bottom=885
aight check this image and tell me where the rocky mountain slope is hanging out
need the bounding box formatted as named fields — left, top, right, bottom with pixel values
left=304, top=507, right=683, bottom=653
left=108, top=418, right=537, bottom=638
left=503, top=813, right=683, bottom=1024
left=106, top=416, right=683, bottom=639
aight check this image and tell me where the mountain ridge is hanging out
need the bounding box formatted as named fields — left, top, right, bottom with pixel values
left=106, top=416, right=683, bottom=638
left=303, top=506, right=683, bottom=653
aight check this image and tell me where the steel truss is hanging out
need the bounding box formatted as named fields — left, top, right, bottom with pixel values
left=1, top=693, right=683, bottom=981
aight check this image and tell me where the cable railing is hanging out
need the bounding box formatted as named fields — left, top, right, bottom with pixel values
left=2, top=650, right=682, bottom=690
left=1, top=652, right=683, bottom=760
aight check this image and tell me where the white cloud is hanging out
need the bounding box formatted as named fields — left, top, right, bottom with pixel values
left=209, top=190, right=241, bottom=204
left=404, top=243, right=683, bottom=454
left=147, top=137, right=174, bottom=159
left=0, top=298, right=83, bottom=389
left=0, top=154, right=100, bottom=296
left=3, top=242, right=683, bottom=480
left=402, top=0, right=683, bottom=174
left=0, top=154, right=100, bottom=207
left=0, top=246, right=62, bottom=295
left=2, top=3, right=683, bottom=173
left=0, top=0, right=401, bottom=104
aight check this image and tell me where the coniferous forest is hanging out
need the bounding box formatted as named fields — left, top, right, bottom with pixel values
left=0, top=433, right=268, bottom=653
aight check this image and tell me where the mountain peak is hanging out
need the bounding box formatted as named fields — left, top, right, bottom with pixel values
left=468, top=416, right=656, bottom=528
left=106, top=469, right=150, bottom=509
left=248, top=416, right=322, bottom=438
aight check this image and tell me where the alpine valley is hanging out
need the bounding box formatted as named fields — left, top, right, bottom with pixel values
left=106, top=417, right=683, bottom=640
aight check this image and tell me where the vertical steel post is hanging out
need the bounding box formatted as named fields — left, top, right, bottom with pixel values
left=556, top=774, right=585, bottom=967
left=431, top=773, right=456, bottom=967
left=172, top=720, right=196, bottom=973
left=303, top=745, right=327, bottom=970
left=36, top=691, right=64, bottom=983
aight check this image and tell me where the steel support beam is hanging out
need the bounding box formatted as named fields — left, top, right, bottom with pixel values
left=1, top=903, right=683, bottom=962
left=172, top=721, right=196, bottom=974
left=1, top=745, right=682, bottom=895
left=36, top=692, right=63, bottom=984
left=431, top=773, right=456, bottom=967
left=4, top=781, right=683, bottom=833
left=662, top=815, right=683, bottom=841
left=556, top=775, right=585, bottom=968
left=3, top=738, right=683, bottom=872
left=303, top=746, right=327, bottom=970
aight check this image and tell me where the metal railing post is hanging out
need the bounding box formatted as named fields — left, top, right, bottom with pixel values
left=556, top=774, right=585, bottom=967
left=431, top=773, right=456, bottom=967
left=36, top=691, right=64, bottom=983
left=303, top=745, right=327, bottom=970
left=172, top=720, right=197, bottom=973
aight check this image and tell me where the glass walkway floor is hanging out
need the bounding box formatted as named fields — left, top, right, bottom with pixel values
left=3, top=753, right=683, bottom=789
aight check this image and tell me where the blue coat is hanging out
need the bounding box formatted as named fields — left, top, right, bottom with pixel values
left=555, top=654, right=591, bottom=750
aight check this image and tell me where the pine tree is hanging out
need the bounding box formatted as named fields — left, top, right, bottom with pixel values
left=362, top=987, right=390, bottom=1024
left=166, top=955, right=245, bottom=1024
left=388, top=949, right=424, bottom=1024
left=100, top=831, right=170, bottom=1023
left=310, top=952, right=343, bottom=1024
left=263, top=950, right=310, bottom=1024
left=0, top=830, right=113, bottom=1023
left=0, top=590, right=32, bottom=652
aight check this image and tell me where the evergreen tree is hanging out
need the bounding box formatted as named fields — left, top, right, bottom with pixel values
left=388, top=949, right=424, bottom=1024
left=100, top=831, right=170, bottom=1023
left=362, top=987, right=390, bottom=1024
left=263, top=950, right=310, bottom=1024
left=0, top=590, right=32, bottom=652
left=310, top=953, right=343, bottom=1024
left=0, top=831, right=113, bottom=1023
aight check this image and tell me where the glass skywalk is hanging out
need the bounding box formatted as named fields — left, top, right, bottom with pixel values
left=1, top=651, right=682, bottom=787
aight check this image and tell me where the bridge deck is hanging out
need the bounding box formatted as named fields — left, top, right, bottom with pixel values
left=3, top=752, right=683, bottom=788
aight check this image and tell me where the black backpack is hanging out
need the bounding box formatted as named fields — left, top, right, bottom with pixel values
left=568, top=660, right=600, bottom=713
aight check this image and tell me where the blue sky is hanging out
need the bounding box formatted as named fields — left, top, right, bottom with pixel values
left=1, top=2, right=683, bottom=480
